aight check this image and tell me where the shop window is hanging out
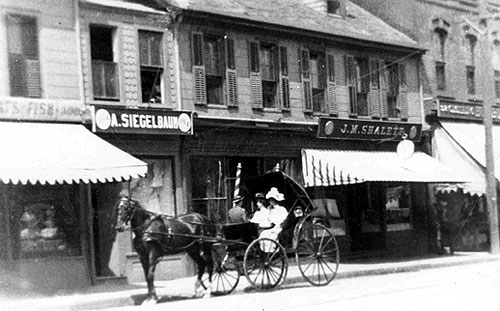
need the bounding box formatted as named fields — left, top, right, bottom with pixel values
left=7, top=14, right=41, bottom=98
left=139, top=30, right=164, bottom=104
left=190, top=156, right=299, bottom=223
left=385, top=185, right=412, bottom=231
left=192, top=32, right=237, bottom=106
left=16, top=186, right=82, bottom=258
left=90, top=25, right=119, bottom=100
left=126, top=159, right=176, bottom=214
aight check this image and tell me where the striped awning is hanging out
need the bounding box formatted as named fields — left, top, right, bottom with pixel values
left=0, top=122, right=147, bottom=185
left=301, top=149, right=470, bottom=187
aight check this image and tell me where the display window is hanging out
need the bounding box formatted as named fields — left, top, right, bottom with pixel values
left=385, top=185, right=412, bottom=231
left=15, top=185, right=82, bottom=258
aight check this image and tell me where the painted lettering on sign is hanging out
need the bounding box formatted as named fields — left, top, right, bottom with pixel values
left=0, top=97, right=87, bottom=122
left=93, top=107, right=192, bottom=135
left=318, top=117, right=421, bottom=141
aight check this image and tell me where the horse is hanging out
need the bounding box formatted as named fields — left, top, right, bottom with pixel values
left=114, top=196, right=215, bottom=304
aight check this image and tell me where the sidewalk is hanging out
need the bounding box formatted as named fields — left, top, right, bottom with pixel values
left=2, top=252, right=499, bottom=311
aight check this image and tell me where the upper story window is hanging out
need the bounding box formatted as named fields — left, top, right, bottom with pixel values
left=465, top=34, right=477, bottom=95
left=346, top=56, right=369, bottom=116
left=139, top=30, right=164, bottom=104
left=248, top=41, right=289, bottom=110
left=90, top=25, right=119, bottom=101
left=7, top=14, right=41, bottom=98
left=300, top=49, right=336, bottom=114
left=386, top=62, right=406, bottom=119
left=432, top=19, right=449, bottom=91
left=327, top=0, right=341, bottom=15
left=192, top=32, right=237, bottom=106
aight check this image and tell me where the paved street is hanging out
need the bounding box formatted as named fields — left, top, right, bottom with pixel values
left=76, top=261, right=499, bottom=311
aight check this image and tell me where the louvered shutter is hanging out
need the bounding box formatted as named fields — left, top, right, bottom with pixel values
left=326, top=53, right=337, bottom=115
left=398, top=64, right=408, bottom=119
left=249, top=40, right=263, bottom=109
left=279, top=46, right=290, bottom=111
left=26, top=59, right=41, bottom=98
left=225, top=37, right=238, bottom=107
left=192, top=32, right=207, bottom=106
left=379, top=59, right=389, bottom=118
left=9, top=56, right=26, bottom=97
left=369, top=58, right=380, bottom=118
left=300, top=48, right=312, bottom=112
left=345, top=55, right=356, bottom=114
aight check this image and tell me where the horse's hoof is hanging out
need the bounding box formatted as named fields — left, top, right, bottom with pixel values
left=142, top=298, right=158, bottom=305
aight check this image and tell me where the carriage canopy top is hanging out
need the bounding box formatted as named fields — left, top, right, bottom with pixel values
left=0, top=122, right=147, bottom=185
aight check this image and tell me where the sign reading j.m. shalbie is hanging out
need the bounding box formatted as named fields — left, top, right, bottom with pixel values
left=92, top=106, right=193, bottom=135
left=317, top=117, right=422, bottom=141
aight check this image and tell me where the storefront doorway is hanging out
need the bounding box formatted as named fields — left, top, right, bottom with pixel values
left=346, top=183, right=385, bottom=252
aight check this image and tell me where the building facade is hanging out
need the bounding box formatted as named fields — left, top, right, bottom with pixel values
left=0, top=0, right=146, bottom=294
left=352, top=0, right=500, bottom=252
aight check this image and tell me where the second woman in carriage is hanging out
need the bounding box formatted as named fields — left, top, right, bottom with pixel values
left=250, top=187, right=288, bottom=243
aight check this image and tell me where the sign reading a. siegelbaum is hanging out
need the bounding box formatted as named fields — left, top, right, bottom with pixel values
left=317, top=117, right=422, bottom=141
left=92, top=106, right=193, bottom=135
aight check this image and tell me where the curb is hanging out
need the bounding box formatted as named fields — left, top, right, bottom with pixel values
left=4, top=254, right=499, bottom=311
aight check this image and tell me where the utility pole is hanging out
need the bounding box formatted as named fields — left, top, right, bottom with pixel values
left=478, top=0, right=500, bottom=254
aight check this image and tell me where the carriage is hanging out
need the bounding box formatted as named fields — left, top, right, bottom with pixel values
left=200, top=171, right=340, bottom=295
left=115, top=170, right=340, bottom=303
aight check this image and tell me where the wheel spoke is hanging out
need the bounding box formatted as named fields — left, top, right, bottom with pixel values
left=318, top=256, right=336, bottom=275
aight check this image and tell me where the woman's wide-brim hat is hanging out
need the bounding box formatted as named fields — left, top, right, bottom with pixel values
left=266, top=187, right=285, bottom=201
left=255, top=192, right=266, bottom=200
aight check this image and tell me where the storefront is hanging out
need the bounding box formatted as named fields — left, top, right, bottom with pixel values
left=0, top=100, right=147, bottom=294
left=90, top=106, right=194, bottom=282
left=430, top=99, right=500, bottom=252
left=300, top=117, right=469, bottom=256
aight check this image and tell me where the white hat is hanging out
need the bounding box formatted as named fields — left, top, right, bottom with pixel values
left=266, top=187, right=284, bottom=201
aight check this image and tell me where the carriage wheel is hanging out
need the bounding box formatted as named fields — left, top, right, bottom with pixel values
left=243, top=238, right=288, bottom=291
left=295, top=222, right=340, bottom=286
left=201, top=245, right=240, bottom=296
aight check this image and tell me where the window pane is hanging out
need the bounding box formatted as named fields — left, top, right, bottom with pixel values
left=204, top=36, right=221, bottom=76
left=90, top=26, right=114, bottom=61
left=141, top=67, right=163, bottom=103
left=466, top=66, right=475, bottom=95
left=262, top=80, right=277, bottom=108
left=436, top=62, right=446, bottom=90
left=206, top=75, right=223, bottom=104
left=260, top=45, right=276, bottom=81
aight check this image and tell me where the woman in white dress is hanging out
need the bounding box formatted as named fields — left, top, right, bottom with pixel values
left=259, top=187, right=288, bottom=250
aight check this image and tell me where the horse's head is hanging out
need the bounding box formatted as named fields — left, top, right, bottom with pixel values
left=114, top=196, right=137, bottom=232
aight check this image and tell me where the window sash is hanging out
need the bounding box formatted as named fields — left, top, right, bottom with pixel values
left=139, top=30, right=163, bottom=67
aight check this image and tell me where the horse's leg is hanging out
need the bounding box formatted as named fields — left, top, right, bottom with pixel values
left=142, top=243, right=160, bottom=304
left=200, top=243, right=213, bottom=298
left=187, top=247, right=207, bottom=298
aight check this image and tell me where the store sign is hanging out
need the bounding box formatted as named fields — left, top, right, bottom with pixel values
left=438, top=99, right=500, bottom=122
left=92, top=106, right=193, bottom=135
left=317, top=117, right=422, bottom=141
left=0, top=97, right=89, bottom=122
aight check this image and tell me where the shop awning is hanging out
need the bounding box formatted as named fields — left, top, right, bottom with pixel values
left=0, top=122, right=147, bottom=185
left=439, top=122, right=500, bottom=180
left=301, top=149, right=470, bottom=187
left=433, top=123, right=486, bottom=195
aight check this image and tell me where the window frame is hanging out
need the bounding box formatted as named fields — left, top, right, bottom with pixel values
left=90, top=24, right=120, bottom=101
left=6, top=13, right=41, bottom=98
left=138, top=30, right=165, bottom=104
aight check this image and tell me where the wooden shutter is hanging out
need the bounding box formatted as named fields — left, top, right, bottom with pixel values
left=279, top=46, right=290, bottom=111
left=192, top=32, right=206, bottom=106
left=398, top=64, right=408, bottom=119
left=369, top=58, right=380, bottom=118
left=9, top=56, right=26, bottom=96
left=26, top=59, right=41, bottom=98
left=225, top=37, right=238, bottom=107
left=345, top=55, right=356, bottom=114
left=326, top=53, right=337, bottom=115
left=300, top=48, right=312, bottom=112
left=379, top=59, right=389, bottom=118
left=249, top=40, right=263, bottom=109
